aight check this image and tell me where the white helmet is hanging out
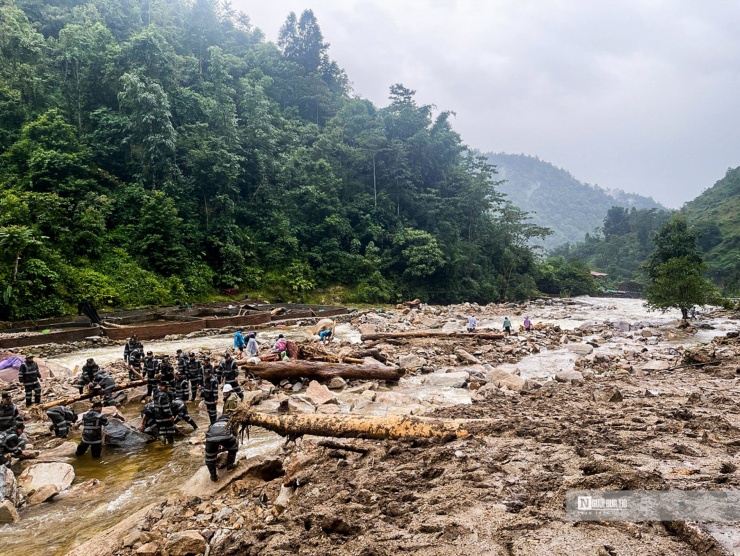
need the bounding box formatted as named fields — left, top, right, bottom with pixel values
left=223, top=384, right=233, bottom=393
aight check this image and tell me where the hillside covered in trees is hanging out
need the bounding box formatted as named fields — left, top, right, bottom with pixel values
left=0, top=0, right=557, bottom=320
left=488, top=153, right=664, bottom=249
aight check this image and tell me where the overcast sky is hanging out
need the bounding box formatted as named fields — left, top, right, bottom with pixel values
left=233, top=1, right=740, bottom=208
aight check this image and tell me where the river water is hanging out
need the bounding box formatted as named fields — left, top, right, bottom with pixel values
left=0, top=298, right=733, bottom=554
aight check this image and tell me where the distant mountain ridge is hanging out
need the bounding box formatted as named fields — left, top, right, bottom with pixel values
left=487, top=153, right=665, bottom=249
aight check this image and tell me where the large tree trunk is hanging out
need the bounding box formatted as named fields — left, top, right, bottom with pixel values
left=242, top=361, right=402, bottom=383
left=234, top=410, right=486, bottom=441
left=35, top=380, right=147, bottom=411
left=361, top=330, right=504, bottom=341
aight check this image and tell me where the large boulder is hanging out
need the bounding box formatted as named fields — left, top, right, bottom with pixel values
left=104, top=419, right=152, bottom=447
left=164, top=530, right=206, bottom=556
left=485, top=368, right=527, bottom=391
left=18, top=462, right=75, bottom=492
left=398, top=354, right=425, bottom=370
left=305, top=381, right=336, bottom=405
left=424, top=371, right=469, bottom=388
left=287, top=395, right=315, bottom=414
left=243, top=389, right=266, bottom=407
left=568, top=343, right=594, bottom=356
left=555, top=370, right=585, bottom=385
left=0, top=466, right=18, bottom=506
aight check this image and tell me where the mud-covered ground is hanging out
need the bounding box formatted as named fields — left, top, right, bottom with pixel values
left=98, top=321, right=740, bottom=555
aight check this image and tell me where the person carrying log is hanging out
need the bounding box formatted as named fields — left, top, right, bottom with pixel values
left=123, top=335, right=143, bottom=364
left=18, top=354, right=42, bottom=407
left=154, top=381, right=176, bottom=445
left=76, top=401, right=108, bottom=459
left=204, top=414, right=238, bottom=482
left=201, top=365, right=219, bottom=424
left=78, top=358, right=99, bottom=394
left=128, top=347, right=144, bottom=381
left=91, top=369, right=117, bottom=407
left=158, top=355, right=175, bottom=387
left=0, top=393, right=19, bottom=432
left=218, top=353, right=243, bottom=401
left=46, top=406, right=77, bottom=438
left=143, top=351, right=160, bottom=399
left=139, top=402, right=158, bottom=438
left=171, top=398, right=198, bottom=430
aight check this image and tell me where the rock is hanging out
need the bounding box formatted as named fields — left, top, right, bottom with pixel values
left=0, top=466, right=18, bottom=505
left=328, top=377, right=347, bottom=390
left=164, top=530, right=206, bottom=556
left=242, top=389, right=266, bottom=406
left=645, top=389, right=659, bottom=397
left=305, top=381, right=336, bottom=405
left=592, top=388, right=624, bottom=403
left=485, top=368, right=527, bottom=391
left=0, top=499, right=20, bottom=523
left=18, top=462, right=75, bottom=492
left=136, top=542, right=160, bottom=555
left=100, top=406, right=126, bottom=421
left=28, top=483, right=61, bottom=505
left=568, top=344, right=594, bottom=356
left=274, top=484, right=295, bottom=514
left=398, top=354, right=425, bottom=370
left=291, top=382, right=302, bottom=392
left=104, top=419, right=152, bottom=447
left=555, top=370, right=585, bottom=385
left=358, top=324, right=376, bottom=336
left=441, top=321, right=459, bottom=331
left=287, top=395, right=315, bottom=414
left=641, top=329, right=653, bottom=337
left=122, top=530, right=141, bottom=548
left=424, top=371, right=469, bottom=388
left=454, top=348, right=481, bottom=365
left=641, top=360, right=672, bottom=371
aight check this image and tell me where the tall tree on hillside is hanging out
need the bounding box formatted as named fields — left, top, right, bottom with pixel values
left=278, top=9, right=327, bottom=73
left=644, top=214, right=718, bottom=319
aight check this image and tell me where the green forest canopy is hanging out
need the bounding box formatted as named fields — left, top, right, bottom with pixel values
left=0, top=0, right=569, bottom=320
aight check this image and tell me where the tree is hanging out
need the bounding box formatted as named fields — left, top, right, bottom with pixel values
left=644, top=215, right=718, bottom=319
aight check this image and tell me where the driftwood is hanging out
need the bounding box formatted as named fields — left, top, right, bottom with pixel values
left=361, top=330, right=505, bottom=341
left=35, top=380, right=147, bottom=411
left=245, top=361, right=402, bottom=382
left=234, top=409, right=485, bottom=441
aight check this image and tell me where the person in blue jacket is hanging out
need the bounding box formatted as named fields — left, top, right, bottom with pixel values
left=233, top=328, right=245, bottom=355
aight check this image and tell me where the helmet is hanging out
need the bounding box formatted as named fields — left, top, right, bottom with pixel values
left=87, top=358, right=94, bottom=364
left=223, top=384, right=233, bottom=393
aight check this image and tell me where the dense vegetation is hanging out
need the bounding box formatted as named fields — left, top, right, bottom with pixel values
left=487, top=153, right=664, bottom=250
left=0, top=0, right=554, bottom=320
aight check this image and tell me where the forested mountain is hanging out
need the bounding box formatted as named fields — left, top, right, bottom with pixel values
left=487, top=153, right=664, bottom=249
left=0, top=0, right=551, bottom=319
left=681, top=167, right=740, bottom=294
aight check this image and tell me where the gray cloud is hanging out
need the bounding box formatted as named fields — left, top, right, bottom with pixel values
left=233, top=1, right=740, bottom=208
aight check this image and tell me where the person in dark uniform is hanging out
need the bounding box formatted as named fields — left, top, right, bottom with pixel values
left=18, top=354, right=42, bottom=407
left=204, top=414, right=238, bottom=482
left=92, top=369, right=117, bottom=407
left=0, top=393, right=19, bottom=432
left=218, top=353, right=243, bottom=401
left=175, top=349, right=187, bottom=377
left=127, top=347, right=144, bottom=380
left=201, top=365, right=219, bottom=425
left=138, top=402, right=158, bottom=438
left=158, top=355, right=175, bottom=387
left=174, top=371, right=190, bottom=402
left=143, top=351, right=160, bottom=398
left=78, top=358, right=99, bottom=394
left=76, top=401, right=108, bottom=458
left=46, top=406, right=77, bottom=438
left=0, top=428, right=23, bottom=467
left=123, top=335, right=143, bottom=363
left=154, top=382, right=175, bottom=445
left=184, top=352, right=203, bottom=400
left=171, top=398, right=198, bottom=430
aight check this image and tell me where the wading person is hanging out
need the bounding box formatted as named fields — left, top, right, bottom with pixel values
left=174, top=371, right=190, bottom=402
left=76, top=401, right=108, bottom=458
left=158, top=355, right=175, bottom=387
left=201, top=365, right=219, bottom=424
left=46, top=405, right=77, bottom=438
left=154, top=381, right=176, bottom=445
left=218, top=353, right=243, bottom=401
left=78, top=358, right=99, bottom=394
left=171, top=398, right=198, bottom=430
left=0, top=393, right=19, bottom=432
left=184, top=352, right=203, bottom=400
left=204, top=414, right=238, bottom=482
left=143, top=351, right=160, bottom=399
left=139, top=402, right=158, bottom=438
left=128, top=346, right=144, bottom=381
left=18, top=354, right=42, bottom=407
left=123, top=335, right=143, bottom=364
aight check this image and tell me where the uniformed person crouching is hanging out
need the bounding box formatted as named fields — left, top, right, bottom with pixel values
left=204, top=414, right=238, bottom=482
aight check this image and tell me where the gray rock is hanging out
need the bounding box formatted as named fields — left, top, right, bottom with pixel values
left=399, top=354, right=425, bottom=370
left=19, top=462, right=75, bottom=492
left=291, top=382, right=303, bottom=392
left=568, top=343, right=594, bottom=356
left=0, top=466, right=18, bottom=505
left=424, top=371, right=469, bottom=388
left=485, top=368, right=527, bottom=391
left=328, top=377, right=347, bottom=390
left=555, top=370, right=585, bottom=385
left=104, top=419, right=152, bottom=447
left=287, top=395, right=315, bottom=414
left=592, top=388, right=624, bottom=403
left=641, top=360, right=672, bottom=371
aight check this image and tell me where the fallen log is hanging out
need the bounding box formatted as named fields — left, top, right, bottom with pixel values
left=34, top=380, right=147, bottom=411
left=234, top=409, right=486, bottom=441
left=244, top=361, right=402, bottom=382
left=361, top=330, right=505, bottom=341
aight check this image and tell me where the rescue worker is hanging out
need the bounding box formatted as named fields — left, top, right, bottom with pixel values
left=222, top=383, right=239, bottom=414
left=158, top=355, right=176, bottom=387
left=92, top=369, right=116, bottom=407
left=174, top=371, right=190, bottom=402
left=175, top=349, right=187, bottom=376
left=123, top=335, right=143, bottom=363
left=18, top=354, right=42, bottom=407
left=128, top=347, right=144, bottom=380
left=184, top=352, right=203, bottom=399
left=78, top=358, right=99, bottom=394
left=138, top=402, right=158, bottom=437
left=201, top=365, right=219, bottom=425
left=204, top=414, right=238, bottom=482
left=46, top=406, right=77, bottom=438
left=171, top=398, right=198, bottom=430
left=154, top=381, right=176, bottom=445
left=202, top=355, right=215, bottom=382
left=0, top=393, right=19, bottom=432
left=0, top=428, right=23, bottom=467
left=76, top=401, right=108, bottom=458
left=218, top=353, right=243, bottom=401
left=143, top=351, right=160, bottom=398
